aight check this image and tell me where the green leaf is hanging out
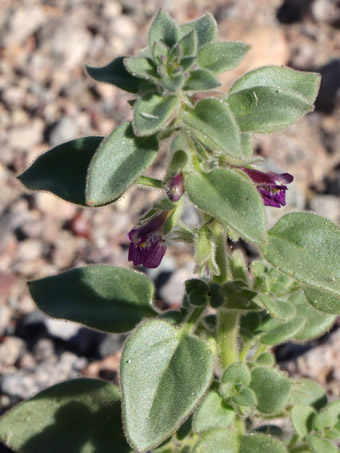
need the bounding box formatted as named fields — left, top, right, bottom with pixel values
left=291, top=405, right=316, bottom=439
left=179, top=14, right=217, bottom=49
left=240, top=433, right=288, bottom=453
left=192, top=390, right=235, bottom=433
left=290, top=379, right=327, bottom=411
left=186, top=168, right=267, bottom=245
left=124, top=57, right=159, bottom=83
left=121, top=320, right=214, bottom=452
left=228, top=86, right=312, bottom=133
left=303, top=286, right=340, bottom=314
left=198, top=42, right=250, bottom=73
left=229, top=65, right=321, bottom=105
left=85, top=56, right=144, bottom=93
left=255, top=352, right=275, bottom=366
left=256, top=294, right=296, bottom=321
left=178, top=30, right=197, bottom=56
left=307, top=434, right=338, bottom=453
left=86, top=122, right=158, bottom=206
left=183, top=69, right=221, bottom=91
left=250, top=367, right=291, bottom=414
left=28, top=266, right=156, bottom=334
left=260, top=316, right=306, bottom=345
left=241, top=132, right=253, bottom=159
left=231, top=388, right=257, bottom=407
left=133, top=93, right=179, bottom=137
left=183, top=99, right=241, bottom=159
left=148, top=9, right=179, bottom=49
left=313, top=401, right=340, bottom=431
left=0, top=379, right=130, bottom=453
left=262, top=213, right=340, bottom=314
left=288, top=292, right=335, bottom=341
left=18, top=136, right=103, bottom=207
left=220, top=362, right=251, bottom=398
left=193, top=428, right=238, bottom=453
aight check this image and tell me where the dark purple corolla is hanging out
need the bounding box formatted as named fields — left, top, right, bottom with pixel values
left=166, top=173, right=184, bottom=202
left=127, top=211, right=168, bottom=268
left=240, top=167, right=294, bottom=208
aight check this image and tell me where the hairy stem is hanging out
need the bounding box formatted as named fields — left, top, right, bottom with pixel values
left=181, top=304, right=206, bottom=336
left=137, top=176, right=163, bottom=189
left=217, top=309, right=240, bottom=370
left=211, top=221, right=228, bottom=285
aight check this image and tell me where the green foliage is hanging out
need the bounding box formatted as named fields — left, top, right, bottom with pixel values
left=86, top=122, right=158, bottom=206
left=179, top=14, right=217, bottom=49
left=192, top=390, right=235, bottom=433
left=198, top=42, right=250, bottom=73
left=290, top=379, right=327, bottom=411
left=18, top=137, right=103, bottom=206
left=240, top=434, right=288, bottom=453
left=192, top=428, right=238, bottom=453
left=186, top=169, right=267, bottom=244
left=0, top=379, right=130, bottom=453
left=148, top=9, right=179, bottom=49
left=291, top=405, right=316, bottom=439
left=120, top=320, right=214, bottom=452
left=28, top=266, right=156, bottom=333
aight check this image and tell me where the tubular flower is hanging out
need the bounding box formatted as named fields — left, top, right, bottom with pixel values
left=240, top=167, right=294, bottom=208
left=166, top=173, right=184, bottom=202
left=127, top=211, right=168, bottom=268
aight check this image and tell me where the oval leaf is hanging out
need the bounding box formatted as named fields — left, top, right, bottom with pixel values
left=303, top=286, right=340, bottom=314
left=228, top=86, right=312, bottom=133
left=198, top=42, right=251, bottom=73
left=288, top=292, right=335, bottom=340
left=183, top=99, right=241, bottom=159
left=290, top=379, right=327, bottom=411
left=230, top=65, right=321, bottom=105
left=86, top=122, right=158, bottom=206
left=250, top=367, right=291, bottom=414
left=307, top=434, right=338, bottom=453
left=193, top=428, right=238, bottom=453
left=260, top=316, right=306, bottom=345
left=257, top=294, right=296, bottom=321
left=133, top=93, right=179, bottom=137
left=240, top=433, right=288, bottom=453
left=291, top=405, right=315, bottom=439
left=121, top=320, right=214, bottom=452
left=186, top=168, right=267, bottom=245
left=123, top=56, right=159, bottom=83
left=183, top=69, right=221, bottom=91
left=18, top=136, right=103, bottom=206
left=192, top=390, right=234, bottom=433
left=148, top=9, right=179, bottom=49
left=179, top=14, right=217, bottom=49
left=262, top=213, right=340, bottom=313
left=0, top=379, right=130, bottom=453
left=86, top=56, right=144, bottom=93
left=28, top=265, right=156, bottom=333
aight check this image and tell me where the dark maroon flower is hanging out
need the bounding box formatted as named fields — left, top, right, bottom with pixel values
left=166, top=173, right=184, bottom=202
left=127, top=211, right=168, bottom=268
left=240, top=167, right=294, bottom=208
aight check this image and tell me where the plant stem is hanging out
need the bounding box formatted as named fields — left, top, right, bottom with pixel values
left=211, top=222, right=228, bottom=285
left=182, top=305, right=206, bottom=335
left=217, top=309, right=240, bottom=370
left=239, top=341, right=252, bottom=362
left=137, top=176, right=163, bottom=189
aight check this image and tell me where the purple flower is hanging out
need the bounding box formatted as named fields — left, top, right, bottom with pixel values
left=166, top=173, right=184, bottom=202
left=128, top=211, right=168, bottom=268
left=240, top=167, right=294, bottom=208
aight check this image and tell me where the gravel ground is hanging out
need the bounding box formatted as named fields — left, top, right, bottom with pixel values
left=1, top=0, right=340, bottom=420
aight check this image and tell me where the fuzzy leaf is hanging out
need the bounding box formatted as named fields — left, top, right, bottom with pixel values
left=183, top=99, right=241, bottom=159
left=228, top=86, right=312, bottom=133
left=121, top=320, right=214, bottom=452
left=260, top=316, right=306, bottom=345
left=193, top=428, right=238, bottom=453
left=257, top=294, right=296, bottom=321
left=192, top=390, right=235, bottom=433
left=291, top=405, right=315, bottom=439
left=307, top=434, right=338, bottom=453
left=28, top=266, right=156, bottom=333
left=18, top=136, right=103, bottom=206
left=229, top=65, right=321, bottom=105
left=198, top=42, right=250, bottom=73
left=240, top=433, right=288, bottom=453
left=290, top=379, right=327, bottom=411
left=86, top=122, right=158, bottom=206
left=124, top=56, right=159, bottom=83
left=231, top=388, right=257, bottom=407
left=183, top=69, right=221, bottom=91
left=86, top=56, right=144, bottom=93
left=288, top=292, right=335, bottom=341
left=0, top=379, right=130, bottom=453
left=179, top=14, right=217, bottom=49
left=263, top=213, right=340, bottom=314
left=313, top=401, right=340, bottom=431
left=250, top=367, right=291, bottom=414
left=178, top=30, right=197, bottom=56
left=148, top=9, right=179, bottom=49
left=303, top=286, right=340, bottom=314
left=133, top=93, right=179, bottom=137
left=186, top=169, right=267, bottom=245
